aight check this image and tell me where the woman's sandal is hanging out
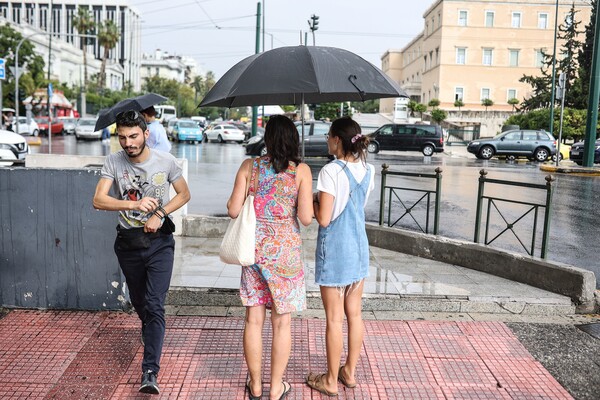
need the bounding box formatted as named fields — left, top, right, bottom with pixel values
left=306, top=372, right=338, bottom=397
left=277, top=381, right=291, bottom=400
left=245, top=376, right=262, bottom=400
left=338, top=365, right=357, bottom=388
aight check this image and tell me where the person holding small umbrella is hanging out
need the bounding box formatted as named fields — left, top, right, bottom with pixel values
left=307, top=116, right=375, bottom=397
left=92, top=109, right=190, bottom=395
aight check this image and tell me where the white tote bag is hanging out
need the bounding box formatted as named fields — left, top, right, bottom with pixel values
left=219, top=162, right=256, bottom=266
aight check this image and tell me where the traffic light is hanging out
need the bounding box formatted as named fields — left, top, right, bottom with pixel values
left=343, top=102, right=351, bottom=116
left=309, top=14, right=319, bottom=32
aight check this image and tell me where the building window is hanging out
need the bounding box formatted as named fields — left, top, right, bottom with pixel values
left=65, top=5, right=75, bottom=43
left=507, top=89, right=517, bottom=101
left=482, top=48, right=493, bottom=66
left=424, top=55, right=428, bottom=71
left=456, top=47, right=466, bottom=64
left=481, top=88, right=491, bottom=101
left=535, top=49, right=545, bottom=67
left=155, top=68, right=160, bottom=76
left=12, top=3, right=21, bottom=24
left=425, top=22, right=429, bottom=36
left=438, top=11, right=442, bottom=28
left=25, top=3, right=35, bottom=25
left=0, top=3, right=8, bottom=19
left=435, top=48, right=439, bottom=65
left=455, top=87, right=464, bottom=101
left=458, top=10, right=468, bottom=26
left=512, top=12, right=522, bottom=28
left=52, top=4, right=61, bottom=38
left=509, top=50, right=520, bottom=67
left=538, top=13, right=548, bottom=29
left=39, top=5, right=48, bottom=31
left=485, top=11, right=494, bottom=27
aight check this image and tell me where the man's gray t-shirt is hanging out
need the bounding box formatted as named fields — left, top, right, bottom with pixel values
left=101, top=149, right=183, bottom=228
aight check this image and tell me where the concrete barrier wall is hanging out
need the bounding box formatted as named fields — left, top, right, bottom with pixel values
left=0, top=167, right=125, bottom=310
left=183, top=215, right=596, bottom=312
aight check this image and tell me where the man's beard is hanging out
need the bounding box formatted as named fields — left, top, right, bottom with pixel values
left=125, top=140, right=147, bottom=158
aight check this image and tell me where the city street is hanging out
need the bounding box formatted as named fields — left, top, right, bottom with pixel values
left=29, top=135, right=600, bottom=286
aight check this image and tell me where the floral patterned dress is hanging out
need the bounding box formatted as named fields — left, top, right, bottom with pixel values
left=239, top=157, right=306, bottom=314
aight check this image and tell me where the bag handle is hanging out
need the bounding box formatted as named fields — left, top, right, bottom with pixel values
left=245, top=159, right=259, bottom=198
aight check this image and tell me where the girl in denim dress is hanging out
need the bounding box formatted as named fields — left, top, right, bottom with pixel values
left=307, top=117, right=375, bottom=397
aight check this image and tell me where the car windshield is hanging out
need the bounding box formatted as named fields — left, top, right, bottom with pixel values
left=179, top=121, right=197, bottom=128
left=78, top=119, right=96, bottom=126
left=34, top=117, right=47, bottom=122
left=61, top=118, right=76, bottom=123
left=221, top=125, right=237, bottom=130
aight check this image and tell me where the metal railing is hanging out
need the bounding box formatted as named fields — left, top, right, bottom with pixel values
left=474, top=169, right=554, bottom=258
left=378, top=164, right=442, bottom=234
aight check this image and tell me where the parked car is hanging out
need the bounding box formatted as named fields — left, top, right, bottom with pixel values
left=367, top=123, right=445, bottom=156
left=203, top=123, right=245, bottom=143
left=75, top=118, right=102, bottom=140
left=552, top=144, right=571, bottom=162
left=244, top=121, right=331, bottom=157
left=172, top=119, right=203, bottom=143
left=569, top=139, right=600, bottom=165
left=166, top=119, right=178, bottom=141
left=12, top=116, right=39, bottom=136
left=0, top=129, right=29, bottom=166
left=467, top=129, right=556, bottom=161
left=35, top=116, right=64, bottom=136
left=58, top=117, right=78, bottom=135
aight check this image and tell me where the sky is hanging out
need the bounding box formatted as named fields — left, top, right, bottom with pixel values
left=131, top=0, right=432, bottom=79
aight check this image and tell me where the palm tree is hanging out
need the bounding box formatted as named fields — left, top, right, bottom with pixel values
left=97, top=20, right=120, bottom=89
left=72, top=6, right=95, bottom=87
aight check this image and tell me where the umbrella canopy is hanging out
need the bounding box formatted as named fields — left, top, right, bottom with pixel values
left=95, top=93, right=167, bottom=131
left=199, top=45, right=407, bottom=108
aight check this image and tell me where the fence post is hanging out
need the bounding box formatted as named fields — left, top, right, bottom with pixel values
left=474, top=169, right=487, bottom=243
left=434, top=167, right=442, bottom=235
left=379, top=164, right=389, bottom=226
left=541, top=175, right=554, bottom=258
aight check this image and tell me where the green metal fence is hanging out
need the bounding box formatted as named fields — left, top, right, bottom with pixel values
left=378, top=164, right=442, bottom=234
left=474, top=169, right=554, bottom=258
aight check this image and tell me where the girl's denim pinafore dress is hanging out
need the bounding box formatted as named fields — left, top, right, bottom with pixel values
left=315, top=161, right=370, bottom=287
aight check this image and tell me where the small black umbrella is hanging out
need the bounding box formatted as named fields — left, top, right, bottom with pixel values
left=94, top=93, right=168, bottom=131
left=198, top=46, right=407, bottom=157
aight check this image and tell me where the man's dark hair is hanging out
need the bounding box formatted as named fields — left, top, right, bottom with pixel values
left=141, top=106, right=156, bottom=117
left=263, top=115, right=300, bottom=173
left=115, top=110, right=147, bottom=132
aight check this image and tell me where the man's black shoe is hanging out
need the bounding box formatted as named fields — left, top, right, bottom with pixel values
left=139, top=370, right=159, bottom=394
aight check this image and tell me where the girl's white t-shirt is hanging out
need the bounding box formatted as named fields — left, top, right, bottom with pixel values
left=316, top=160, right=376, bottom=221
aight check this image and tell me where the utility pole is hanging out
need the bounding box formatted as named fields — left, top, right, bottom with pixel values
left=549, top=0, right=559, bottom=140
left=583, top=2, right=600, bottom=167
left=47, top=0, right=54, bottom=118
left=251, top=2, right=261, bottom=138
left=308, top=14, right=319, bottom=46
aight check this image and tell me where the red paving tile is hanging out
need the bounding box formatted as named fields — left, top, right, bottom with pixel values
left=0, top=310, right=574, bottom=399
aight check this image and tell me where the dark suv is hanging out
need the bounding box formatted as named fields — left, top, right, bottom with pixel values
left=244, top=121, right=331, bottom=157
left=366, top=124, right=444, bottom=156
left=569, top=139, right=600, bottom=165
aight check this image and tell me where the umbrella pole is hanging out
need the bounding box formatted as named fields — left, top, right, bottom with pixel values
left=301, top=94, right=305, bottom=161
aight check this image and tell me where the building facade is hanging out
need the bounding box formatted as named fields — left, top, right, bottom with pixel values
left=0, top=0, right=142, bottom=91
left=140, top=49, right=198, bottom=84
left=381, top=0, right=592, bottom=113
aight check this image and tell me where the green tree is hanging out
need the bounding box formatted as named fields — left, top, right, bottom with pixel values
left=573, top=0, right=597, bottom=109
left=428, top=98, right=440, bottom=109
left=314, top=102, right=340, bottom=121
left=414, top=103, right=427, bottom=119
left=97, top=20, right=120, bottom=89
left=0, top=23, right=45, bottom=112
left=481, top=98, right=494, bottom=111
left=454, top=99, right=464, bottom=111
left=431, top=108, right=447, bottom=124
left=505, top=107, right=591, bottom=142
left=72, top=7, right=95, bottom=87
left=508, top=98, right=520, bottom=111
left=351, top=99, right=379, bottom=113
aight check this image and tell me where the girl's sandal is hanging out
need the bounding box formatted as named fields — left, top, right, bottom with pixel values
left=338, top=365, right=357, bottom=388
left=246, top=375, right=262, bottom=400
left=306, top=372, right=338, bottom=397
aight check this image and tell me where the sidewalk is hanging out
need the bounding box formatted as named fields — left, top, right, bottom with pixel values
left=1, top=309, right=597, bottom=400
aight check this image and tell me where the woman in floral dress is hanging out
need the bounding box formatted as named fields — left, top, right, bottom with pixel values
left=227, top=115, right=313, bottom=400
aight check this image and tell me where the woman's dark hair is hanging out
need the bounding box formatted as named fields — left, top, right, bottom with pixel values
left=330, top=116, right=369, bottom=162
left=264, top=115, right=300, bottom=173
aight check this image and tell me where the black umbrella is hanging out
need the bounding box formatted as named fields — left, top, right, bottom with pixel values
left=94, top=93, right=168, bottom=131
left=198, top=46, right=407, bottom=157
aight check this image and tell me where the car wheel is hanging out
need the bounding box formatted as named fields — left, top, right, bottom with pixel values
left=367, top=142, right=379, bottom=154
left=533, top=148, right=549, bottom=162
left=259, top=146, right=268, bottom=156
left=551, top=153, right=563, bottom=162
left=32, top=129, right=39, bottom=137
left=218, top=134, right=225, bottom=143
left=478, top=145, right=494, bottom=160
left=60, top=129, right=65, bottom=136
left=422, top=144, right=435, bottom=156
left=237, top=140, right=243, bottom=144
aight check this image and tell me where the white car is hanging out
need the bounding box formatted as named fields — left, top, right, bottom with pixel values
left=204, top=124, right=245, bottom=143
left=75, top=118, right=102, bottom=140
left=58, top=117, right=78, bottom=135
left=12, top=117, right=39, bottom=136
left=0, top=129, right=29, bottom=166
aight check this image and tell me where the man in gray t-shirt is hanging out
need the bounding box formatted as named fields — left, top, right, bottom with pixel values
left=93, top=109, right=190, bottom=395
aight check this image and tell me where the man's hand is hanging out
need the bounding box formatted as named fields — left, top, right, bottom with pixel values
left=144, top=214, right=162, bottom=233
left=136, top=196, right=159, bottom=213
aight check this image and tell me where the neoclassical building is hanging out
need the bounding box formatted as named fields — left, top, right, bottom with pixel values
left=381, top=0, right=592, bottom=113
left=0, top=0, right=142, bottom=91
